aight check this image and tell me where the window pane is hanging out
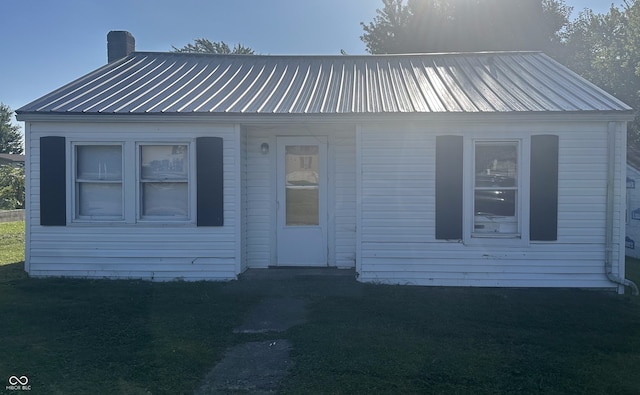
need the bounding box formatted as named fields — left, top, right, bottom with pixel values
left=142, top=183, right=188, bottom=217
left=77, top=145, right=122, bottom=180
left=475, top=190, right=516, bottom=216
left=286, top=187, right=319, bottom=226
left=475, top=143, right=517, bottom=187
left=141, top=145, right=188, bottom=180
left=285, top=145, right=318, bottom=226
left=78, top=183, right=122, bottom=217
left=473, top=141, right=519, bottom=236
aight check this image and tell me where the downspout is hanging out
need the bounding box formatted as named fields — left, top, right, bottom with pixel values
left=606, top=124, right=639, bottom=295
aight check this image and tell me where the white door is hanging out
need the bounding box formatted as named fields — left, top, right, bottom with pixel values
left=276, top=136, right=328, bottom=266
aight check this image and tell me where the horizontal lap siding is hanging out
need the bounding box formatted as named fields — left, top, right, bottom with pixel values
left=361, top=129, right=434, bottom=250
left=27, top=122, right=238, bottom=280
left=245, top=131, right=272, bottom=268
left=359, top=122, right=622, bottom=289
left=334, top=132, right=357, bottom=267
left=240, top=130, right=248, bottom=271
left=626, top=166, right=640, bottom=258
left=244, top=128, right=356, bottom=268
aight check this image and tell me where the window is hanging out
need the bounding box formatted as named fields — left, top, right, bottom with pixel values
left=140, top=145, right=189, bottom=220
left=473, top=141, right=519, bottom=236
left=435, top=134, right=558, bottom=242
left=285, top=145, right=319, bottom=226
left=75, top=145, right=123, bottom=219
left=71, top=142, right=192, bottom=223
left=42, top=136, right=224, bottom=227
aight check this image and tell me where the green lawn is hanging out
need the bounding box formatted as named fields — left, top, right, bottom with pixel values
left=0, top=220, right=24, bottom=265
left=1, top=221, right=639, bottom=394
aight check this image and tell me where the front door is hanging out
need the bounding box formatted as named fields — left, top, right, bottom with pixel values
left=276, top=136, right=327, bottom=266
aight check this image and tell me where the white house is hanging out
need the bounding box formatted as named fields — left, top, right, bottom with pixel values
left=626, top=147, right=640, bottom=259
left=16, top=31, right=638, bottom=294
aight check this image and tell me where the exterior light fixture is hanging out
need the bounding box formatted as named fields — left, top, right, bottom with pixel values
left=261, top=143, right=269, bottom=154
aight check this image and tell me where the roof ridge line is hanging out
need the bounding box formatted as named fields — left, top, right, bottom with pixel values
left=129, top=50, right=544, bottom=59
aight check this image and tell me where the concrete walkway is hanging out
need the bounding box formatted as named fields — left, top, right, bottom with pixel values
left=233, top=297, right=307, bottom=334
left=194, top=340, right=292, bottom=395
left=197, top=269, right=351, bottom=394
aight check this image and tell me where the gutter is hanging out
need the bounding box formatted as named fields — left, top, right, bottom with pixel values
left=606, top=124, right=639, bottom=295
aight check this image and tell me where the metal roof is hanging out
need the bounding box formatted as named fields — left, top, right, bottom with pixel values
left=17, top=51, right=632, bottom=116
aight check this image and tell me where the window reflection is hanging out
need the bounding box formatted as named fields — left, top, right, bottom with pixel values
left=474, top=142, right=519, bottom=235
left=285, top=145, right=319, bottom=226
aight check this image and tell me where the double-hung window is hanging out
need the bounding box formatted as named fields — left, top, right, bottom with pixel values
left=74, top=144, right=123, bottom=220
left=43, top=136, right=224, bottom=227
left=435, top=134, right=558, bottom=243
left=139, top=144, right=189, bottom=220
left=72, top=142, right=191, bottom=223
left=473, top=141, right=519, bottom=236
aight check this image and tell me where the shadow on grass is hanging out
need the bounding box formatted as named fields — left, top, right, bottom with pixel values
left=0, top=264, right=639, bottom=394
left=0, top=261, right=27, bottom=283
left=0, top=274, right=260, bottom=394
left=627, top=257, right=640, bottom=286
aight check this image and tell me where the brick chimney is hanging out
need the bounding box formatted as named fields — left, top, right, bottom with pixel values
left=107, top=31, right=135, bottom=62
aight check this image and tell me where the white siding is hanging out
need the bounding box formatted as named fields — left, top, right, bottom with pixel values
left=357, top=119, right=625, bottom=289
left=25, top=116, right=627, bottom=288
left=244, top=130, right=273, bottom=268
left=334, top=131, right=357, bottom=268
left=243, top=126, right=356, bottom=268
left=26, top=122, right=239, bottom=281
left=240, top=127, right=248, bottom=271
left=625, top=164, right=640, bottom=259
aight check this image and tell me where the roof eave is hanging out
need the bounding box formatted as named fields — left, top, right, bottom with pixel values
left=15, top=110, right=636, bottom=124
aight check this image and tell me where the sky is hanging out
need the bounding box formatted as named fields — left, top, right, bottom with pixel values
left=0, top=0, right=625, bottom=117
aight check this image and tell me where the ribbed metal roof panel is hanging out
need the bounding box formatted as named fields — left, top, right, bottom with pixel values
left=17, top=51, right=632, bottom=115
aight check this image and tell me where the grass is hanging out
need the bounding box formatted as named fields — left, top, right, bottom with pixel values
left=0, top=220, right=639, bottom=394
left=0, top=220, right=24, bottom=265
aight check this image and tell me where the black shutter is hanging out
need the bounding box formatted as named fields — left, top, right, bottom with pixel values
left=196, top=137, right=224, bottom=226
left=436, top=135, right=463, bottom=240
left=40, top=136, right=66, bottom=226
left=530, top=135, right=559, bottom=241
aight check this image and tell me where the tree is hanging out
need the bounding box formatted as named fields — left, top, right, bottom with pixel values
left=561, top=1, right=640, bottom=146
left=0, top=103, right=23, bottom=154
left=0, top=165, right=24, bottom=210
left=172, top=39, right=255, bottom=54
left=360, top=0, right=571, bottom=55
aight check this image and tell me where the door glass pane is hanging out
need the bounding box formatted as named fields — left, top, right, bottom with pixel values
left=285, top=145, right=319, bottom=226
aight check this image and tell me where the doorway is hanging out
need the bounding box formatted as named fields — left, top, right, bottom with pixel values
left=276, top=136, right=328, bottom=266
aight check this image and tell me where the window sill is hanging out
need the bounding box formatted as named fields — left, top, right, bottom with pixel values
left=471, top=233, right=521, bottom=239
left=464, top=234, right=529, bottom=247
left=69, top=221, right=196, bottom=227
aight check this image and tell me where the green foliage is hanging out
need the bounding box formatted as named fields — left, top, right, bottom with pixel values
left=0, top=103, right=23, bottom=154
left=560, top=1, right=640, bottom=147
left=0, top=164, right=25, bottom=210
left=361, top=0, right=640, bottom=147
left=172, top=38, right=255, bottom=54
left=360, top=0, right=571, bottom=54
